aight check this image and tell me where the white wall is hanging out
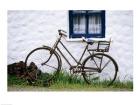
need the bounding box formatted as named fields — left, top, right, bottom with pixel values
left=106, top=11, right=133, bottom=81
left=8, top=10, right=133, bottom=81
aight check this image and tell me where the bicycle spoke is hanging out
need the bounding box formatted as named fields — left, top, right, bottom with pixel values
left=91, top=57, right=100, bottom=70
left=44, top=63, right=58, bottom=70
left=101, top=59, right=111, bottom=71
left=37, top=65, right=42, bottom=70
left=100, top=55, right=103, bottom=68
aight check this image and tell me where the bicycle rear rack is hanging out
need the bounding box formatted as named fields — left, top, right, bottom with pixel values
left=88, top=41, right=111, bottom=52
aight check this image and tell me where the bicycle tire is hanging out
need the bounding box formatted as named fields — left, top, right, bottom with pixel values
left=82, top=53, right=118, bottom=86
left=25, top=46, right=62, bottom=85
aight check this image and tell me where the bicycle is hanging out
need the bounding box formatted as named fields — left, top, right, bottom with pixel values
left=25, top=29, right=118, bottom=86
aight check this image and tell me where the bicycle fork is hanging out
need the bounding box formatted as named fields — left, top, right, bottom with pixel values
left=41, top=48, right=54, bottom=66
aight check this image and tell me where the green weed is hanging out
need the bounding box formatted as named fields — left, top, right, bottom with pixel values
left=8, top=71, right=133, bottom=91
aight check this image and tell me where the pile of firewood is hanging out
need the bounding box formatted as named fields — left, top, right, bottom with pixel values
left=8, top=61, right=41, bottom=84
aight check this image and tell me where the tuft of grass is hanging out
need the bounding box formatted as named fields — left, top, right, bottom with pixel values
left=8, top=73, right=51, bottom=87
left=8, top=71, right=133, bottom=91
left=55, top=71, right=85, bottom=84
left=8, top=74, right=27, bottom=86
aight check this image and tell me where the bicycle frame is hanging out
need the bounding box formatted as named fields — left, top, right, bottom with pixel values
left=49, top=36, right=95, bottom=71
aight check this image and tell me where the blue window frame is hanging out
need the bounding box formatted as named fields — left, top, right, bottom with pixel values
left=69, top=10, right=105, bottom=38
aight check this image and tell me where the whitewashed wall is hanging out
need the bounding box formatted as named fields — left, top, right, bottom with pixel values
left=8, top=10, right=133, bottom=81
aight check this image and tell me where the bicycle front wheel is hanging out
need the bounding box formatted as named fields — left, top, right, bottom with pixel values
left=25, top=46, right=61, bottom=84
left=82, top=53, right=118, bottom=86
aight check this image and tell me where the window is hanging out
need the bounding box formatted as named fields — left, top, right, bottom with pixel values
left=69, top=10, right=105, bottom=38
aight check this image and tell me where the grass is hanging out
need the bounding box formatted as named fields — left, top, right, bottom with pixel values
left=8, top=71, right=133, bottom=91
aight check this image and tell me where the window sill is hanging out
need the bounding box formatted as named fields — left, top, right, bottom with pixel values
left=66, top=37, right=111, bottom=42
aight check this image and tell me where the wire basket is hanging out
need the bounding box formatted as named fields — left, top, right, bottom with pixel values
left=88, top=41, right=111, bottom=52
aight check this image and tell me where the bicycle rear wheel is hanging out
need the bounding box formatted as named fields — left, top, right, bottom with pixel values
left=25, top=46, right=61, bottom=85
left=82, top=53, right=118, bottom=86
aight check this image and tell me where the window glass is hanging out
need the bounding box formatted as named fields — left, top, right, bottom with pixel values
left=73, top=15, right=86, bottom=34
left=88, top=15, right=102, bottom=34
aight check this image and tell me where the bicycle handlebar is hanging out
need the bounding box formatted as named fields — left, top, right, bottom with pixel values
left=58, top=29, right=67, bottom=37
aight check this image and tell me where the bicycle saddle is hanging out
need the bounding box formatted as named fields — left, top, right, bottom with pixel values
left=58, top=29, right=67, bottom=37
left=82, top=37, right=94, bottom=45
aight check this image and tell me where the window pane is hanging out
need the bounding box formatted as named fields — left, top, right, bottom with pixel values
left=88, top=15, right=101, bottom=34
left=73, top=15, right=86, bottom=34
